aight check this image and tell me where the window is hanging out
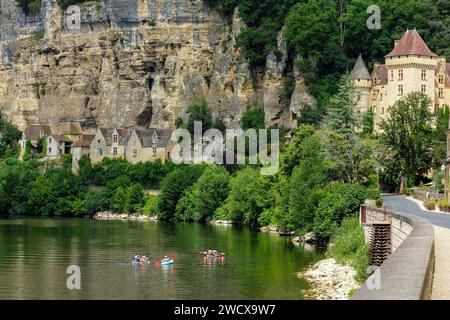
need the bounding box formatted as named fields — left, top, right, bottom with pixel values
left=398, top=69, right=403, bottom=80
left=40, top=130, right=45, bottom=138
left=97, top=139, right=100, bottom=144
left=48, top=147, right=52, bottom=154
left=398, top=85, right=403, bottom=96
left=97, top=148, right=102, bottom=156
left=59, top=149, right=63, bottom=154
left=112, top=147, right=118, bottom=155
left=391, top=70, right=394, bottom=81
left=382, top=107, right=385, bottom=114
left=49, top=137, right=52, bottom=143
left=113, top=135, right=118, bottom=143
left=379, top=93, right=382, bottom=101
left=133, top=149, right=137, bottom=157
left=421, top=70, right=427, bottom=80
left=421, top=85, right=427, bottom=94
left=439, top=88, right=444, bottom=98
left=152, top=134, right=158, bottom=145
left=439, top=75, right=444, bottom=84
left=152, top=147, right=157, bottom=157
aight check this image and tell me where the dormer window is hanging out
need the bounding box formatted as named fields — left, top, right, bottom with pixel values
left=152, top=133, right=158, bottom=145
left=439, top=75, right=444, bottom=84
left=113, top=134, right=118, bottom=143
left=40, top=130, right=45, bottom=138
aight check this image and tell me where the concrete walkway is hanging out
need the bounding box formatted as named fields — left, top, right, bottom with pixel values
left=382, top=195, right=450, bottom=300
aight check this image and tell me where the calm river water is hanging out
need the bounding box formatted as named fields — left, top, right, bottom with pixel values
left=0, top=218, right=324, bottom=299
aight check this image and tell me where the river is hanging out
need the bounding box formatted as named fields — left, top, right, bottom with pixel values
left=0, top=217, right=324, bottom=299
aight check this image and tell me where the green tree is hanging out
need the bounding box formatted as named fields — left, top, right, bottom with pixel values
left=157, top=165, right=205, bottom=220
left=280, top=124, right=316, bottom=176
left=241, top=108, right=265, bottom=130
left=431, top=105, right=449, bottom=168
left=284, top=134, right=329, bottom=232
left=313, top=183, right=368, bottom=241
left=379, top=92, right=433, bottom=192
left=324, top=73, right=361, bottom=135
left=176, top=166, right=230, bottom=222
left=186, top=102, right=212, bottom=134
left=216, top=167, right=264, bottom=225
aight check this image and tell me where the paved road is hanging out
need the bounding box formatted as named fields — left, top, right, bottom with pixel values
left=382, top=195, right=450, bottom=229
left=382, top=195, right=450, bottom=299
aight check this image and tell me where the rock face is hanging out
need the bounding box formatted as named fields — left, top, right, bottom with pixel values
left=0, top=0, right=314, bottom=132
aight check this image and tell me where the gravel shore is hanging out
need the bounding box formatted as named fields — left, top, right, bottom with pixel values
left=298, top=258, right=360, bottom=300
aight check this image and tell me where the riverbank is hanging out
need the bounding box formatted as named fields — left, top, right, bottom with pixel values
left=93, top=211, right=158, bottom=222
left=298, top=258, right=359, bottom=300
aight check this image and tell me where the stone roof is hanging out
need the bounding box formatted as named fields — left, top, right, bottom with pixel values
left=23, top=124, right=52, bottom=141
left=134, top=129, right=174, bottom=148
left=385, top=29, right=437, bottom=58
left=49, top=134, right=72, bottom=143
left=372, top=64, right=388, bottom=85
left=99, top=128, right=130, bottom=146
left=72, top=134, right=95, bottom=147
left=351, top=54, right=371, bottom=80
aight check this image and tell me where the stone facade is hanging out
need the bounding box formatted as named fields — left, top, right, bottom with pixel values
left=89, top=128, right=129, bottom=163
left=351, top=29, right=450, bottom=131
left=125, top=128, right=174, bottom=164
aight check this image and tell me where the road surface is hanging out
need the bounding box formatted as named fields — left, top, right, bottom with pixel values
left=382, top=195, right=450, bottom=300
left=382, top=195, right=450, bottom=229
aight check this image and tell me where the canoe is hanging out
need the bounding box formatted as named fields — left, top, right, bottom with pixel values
left=160, top=259, right=173, bottom=265
left=132, top=260, right=150, bottom=264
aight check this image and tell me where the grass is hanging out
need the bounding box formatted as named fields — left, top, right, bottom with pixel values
left=328, top=215, right=369, bottom=283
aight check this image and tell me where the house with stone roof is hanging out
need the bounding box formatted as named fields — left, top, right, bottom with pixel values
left=71, top=134, right=95, bottom=172
left=89, top=128, right=131, bottom=164
left=125, top=128, right=175, bottom=164
left=46, top=134, right=73, bottom=160
left=351, top=29, right=450, bottom=131
left=19, top=124, right=52, bottom=155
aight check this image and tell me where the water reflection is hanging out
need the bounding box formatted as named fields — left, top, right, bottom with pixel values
left=0, top=218, right=325, bottom=299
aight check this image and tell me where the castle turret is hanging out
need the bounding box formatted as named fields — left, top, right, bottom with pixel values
left=351, top=54, right=372, bottom=115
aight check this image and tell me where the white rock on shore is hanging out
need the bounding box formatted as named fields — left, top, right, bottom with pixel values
left=297, top=258, right=360, bottom=300
left=93, top=211, right=157, bottom=222
left=210, top=220, right=234, bottom=225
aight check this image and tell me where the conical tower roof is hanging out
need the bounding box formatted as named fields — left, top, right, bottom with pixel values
left=350, top=54, right=371, bottom=80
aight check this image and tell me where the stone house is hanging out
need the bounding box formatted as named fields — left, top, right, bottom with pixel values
left=89, top=128, right=130, bottom=164
left=71, top=134, right=95, bottom=172
left=19, top=124, right=52, bottom=155
left=351, top=29, right=450, bottom=132
left=46, top=134, right=73, bottom=160
left=125, top=129, right=175, bottom=164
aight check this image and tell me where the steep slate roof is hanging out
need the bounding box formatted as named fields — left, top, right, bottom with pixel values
left=372, top=64, right=388, bottom=85
left=385, top=29, right=437, bottom=58
left=99, top=128, right=130, bottom=146
left=134, top=129, right=174, bottom=148
left=23, top=124, right=52, bottom=141
left=72, top=134, right=95, bottom=147
left=351, top=54, right=371, bottom=79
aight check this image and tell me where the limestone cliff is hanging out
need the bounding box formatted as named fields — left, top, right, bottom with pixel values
left=0, top=0, right=315, bottom=132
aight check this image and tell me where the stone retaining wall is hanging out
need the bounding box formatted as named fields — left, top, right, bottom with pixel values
left=353, top=204, right=435, bottom=300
